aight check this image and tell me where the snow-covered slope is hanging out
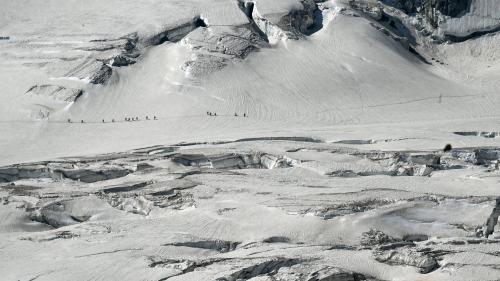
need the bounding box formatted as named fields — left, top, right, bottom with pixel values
left=2, top=1, right=500, bottom=280
left=1, top=0, right=499, bottom=165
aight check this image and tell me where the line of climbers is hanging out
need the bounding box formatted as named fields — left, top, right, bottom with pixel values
left=68, top=111, right=248, bottom=123
left=207, top=111, right=247, bottom=117
left=68, top=116, right=158, bottom=123
left=124, top=116, right=157, bottom=122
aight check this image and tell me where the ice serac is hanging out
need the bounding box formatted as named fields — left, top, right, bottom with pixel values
left=373, top=247, right=439, bottom=274
left=215, top=258, right=301, bottom=281
left=172, top=152, right=293, bottom=169
left=0, top=165, right=49, bottom=182
left=238, top=0, right=321, bottom=42
left=30, top=197, right=111, bottom=228
left=270, top=265, right=380, bottom=281
left=376, top=0, right=500, bottom=37
left=304, top=267, right=379, bottom=281
left=50, top=164, right=131, bottom=183
left=19, top=16, right=206, bottom=115
left=26, top=85, right=84, bottom=103
left=165, top=240, right=240, bottom=253
left=0, top=161, right=131, bottom=183
left=360, top=229, right=400, bottom=247
left=181, top=25, right=268, bottom=77
left=349, top=0, right=500, bottom=63
left=380, top=0, right=472, bottom=20
left=143, top=17, right=206, bottom=46
left=361, top=229, right=439, bottom=274
left=64, top=59, right=113, bottom=84
left=23, top=85, right=84, bottom=119
left=3, top=140, right=500, bottom=280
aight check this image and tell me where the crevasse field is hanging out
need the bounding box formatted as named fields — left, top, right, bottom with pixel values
left=1, top=0, right=500, bottom=280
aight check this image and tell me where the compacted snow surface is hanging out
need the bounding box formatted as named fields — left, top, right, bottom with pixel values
left=1, top=0, right=500, bottom=280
